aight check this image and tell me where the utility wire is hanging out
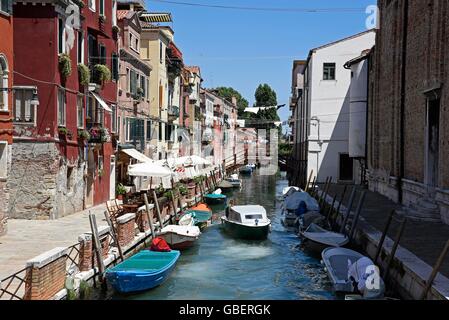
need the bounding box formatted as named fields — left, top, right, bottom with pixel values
left=150, top=0, right=366, bottom=13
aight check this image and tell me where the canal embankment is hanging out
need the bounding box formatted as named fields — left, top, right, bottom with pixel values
left=315, top=183, right=449, bottom=300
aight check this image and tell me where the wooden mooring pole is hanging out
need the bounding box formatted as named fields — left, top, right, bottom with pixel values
left=88, top=212, right=105, bottom=282
left=152, top=190, right=164, bottom=232
left=143, top=193, right=155, bottom=239
left=304, top=170, right=313, bottom=193
left=348, top=191, right=366, bottom=241
left=383, top=218, right=407, bottom=283
left=103, top=211, right=124, bottom=261
left=309, top=176, right=317, bottom=197
left=374, top=209, right=396, bottom=264
left=420, top=239, right=449, bottom=300
left=340, top=187, right=357, bottom=234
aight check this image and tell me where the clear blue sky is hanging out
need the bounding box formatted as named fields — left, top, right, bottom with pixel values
left=146, top=0, right=376, bottom=131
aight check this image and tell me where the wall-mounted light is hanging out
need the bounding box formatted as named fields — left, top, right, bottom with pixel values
left=30, top=89, right=40, bottom=107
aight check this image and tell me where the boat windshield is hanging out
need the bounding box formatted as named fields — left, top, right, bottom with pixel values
left=245, top=214, right=263, bottom=220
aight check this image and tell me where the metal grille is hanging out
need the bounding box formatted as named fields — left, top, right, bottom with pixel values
left=0, top=267, right=29, bottom=300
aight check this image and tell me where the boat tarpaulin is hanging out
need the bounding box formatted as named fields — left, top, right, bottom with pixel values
left=284, top=191, right=319, bottom=211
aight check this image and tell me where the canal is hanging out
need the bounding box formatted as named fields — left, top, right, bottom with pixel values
left=107, top=171, right=335, bottom=300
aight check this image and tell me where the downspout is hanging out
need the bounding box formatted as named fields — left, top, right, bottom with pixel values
left=398, top=0, right=409, bottom=204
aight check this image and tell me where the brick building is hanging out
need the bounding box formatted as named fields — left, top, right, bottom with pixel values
left=0, top=0, right=13, bottom=235
left=9, top=0, right=118, bottom=219
left=368, top=0, right=449, bottom=223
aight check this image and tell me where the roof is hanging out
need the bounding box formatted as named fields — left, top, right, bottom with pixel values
left=185, top=66, right=201, bottom=75
left=140, top=12, right=173, bottom=23
left=231, top=205, right=267, bottom=216
left=344, top=48, right=372, bottom=68
left=117, top=10, right=131, bottom=20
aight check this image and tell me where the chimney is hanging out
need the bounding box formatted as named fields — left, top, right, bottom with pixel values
left=231, top=96, right=237, bottom=106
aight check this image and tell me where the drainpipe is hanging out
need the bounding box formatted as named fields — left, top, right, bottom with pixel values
left=398, top=0, right=409, bottom=204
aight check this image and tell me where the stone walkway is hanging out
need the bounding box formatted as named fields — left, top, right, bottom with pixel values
left=322, top=184, right=449, bottom=279
left=0, top=205, right=108, bottom=280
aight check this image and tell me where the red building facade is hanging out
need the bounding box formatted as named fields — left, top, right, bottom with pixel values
left=10, top=0, right=118, bottom=219
left=0, top=0, right=14, bottom=234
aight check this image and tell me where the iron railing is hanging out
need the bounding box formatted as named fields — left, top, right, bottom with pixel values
left=0, top=267, right=29, bottom=300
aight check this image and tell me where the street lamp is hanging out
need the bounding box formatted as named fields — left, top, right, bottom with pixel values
left=30, top=89, right=40, bottom=106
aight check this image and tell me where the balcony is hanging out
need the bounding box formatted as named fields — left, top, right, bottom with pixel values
left=168, top=105, right=180, bottom=121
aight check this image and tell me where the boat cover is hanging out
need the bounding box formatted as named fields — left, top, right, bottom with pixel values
left=282, top=186, right=301, bottom=197
left=160, top=225, right=201, bottom=237
left=150, top=237, right=172, bottom=252
left=348, top=257, right=385, bottom=298
left=284, top=191, right=319, bottom=211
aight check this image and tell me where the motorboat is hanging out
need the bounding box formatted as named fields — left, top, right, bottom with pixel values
left=221, top=205, right=271, bottom=240
left=158, top=225, right=201, bottom=250
left=105, top=250, right=180, bottom=293
left=204, top=189, right=227, bottom=205
left=322, top=247, right=385, bottom=298
left=300, top=223, right=349, bottom=253
left=239, top=165, right=253, bottom=175
left=185, top=203, right=213, bottom=230
left=225, top=174, right=242, bottom=188
left=282, top=186, right=301, bottom=198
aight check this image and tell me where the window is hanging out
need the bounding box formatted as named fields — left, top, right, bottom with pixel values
left=339, top=153, right=353, bottom=181
left=159, top=41, right=163, bottom=63
left=323, top=63, right=336, bottom=80
left=13, top=88, right=35, bottom=124
left=111, top=104, right=117, bottom=133
left=146, top=78, right=150, bottom=99
left=135, top=38, right=139, bottom=52
left=111, top=54, right=119, bottom=81
left=86, top=95, right=96, bottom=127
left=117, top=116, right=121, bottom=136
left=99, top=0, right=104, bottom=16
left=166, top=124, right=173, bottom=141
left=245, top=215, right=263, bottom=220
left=97, top=104, right=104, bottom=126
left=57, top=89, right=66, bottom=126
left=0, top=0, right=12, bottom=14
left=77, top=95, right=84, bottom=128
left=58, top=18, right=65, bottom=54
left=159, top=122, right=164, bottom=141
left=140, top=76, right=146, bottom=98
left=126, top=68, right=130, bottom=92
left=112, top=0, right=117, bottom=26
left=146, top=120, right=152, bottom=140
left=87, top=34, right=98, bottom=66
left=99, top=44, right=106, bottom=65
left=88, top=0, right=95, bottom=11
left=0, top=55, right=8, bottom=111
left=77, top=31, right=84, bottom=64
left=129, top=33, right=133, bottom=48
left=125, top=118, right=145, bottom=151
left=130, top=69, right=137, bottom=95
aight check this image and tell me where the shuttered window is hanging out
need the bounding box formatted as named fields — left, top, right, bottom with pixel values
left=111, top=54, right=119, bottom=81
left=130, top=70, right=137, bottom=95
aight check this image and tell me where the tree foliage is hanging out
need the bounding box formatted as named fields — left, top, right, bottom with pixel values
left=213, top=87, right=249, bottom=117
left=254, top=84, right=277, bottom=107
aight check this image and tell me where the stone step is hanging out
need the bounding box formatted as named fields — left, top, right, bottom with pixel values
left=410, top=203, right=439, bottom=215
left=416, top=199, right=439, bottom=210
left=398, top=208, right=441, bottom=223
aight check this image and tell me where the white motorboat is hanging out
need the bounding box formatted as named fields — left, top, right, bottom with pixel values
left=225, top=174, right=242, bottom=188
left=158, top=225, right=201, bottom=250
left=322, top=247, right=385, bottom=298
left=178, top=212, right=195, bottom=226
left=221, top=205, right=271, bottom=240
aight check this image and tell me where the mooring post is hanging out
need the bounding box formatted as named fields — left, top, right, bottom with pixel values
left=326, top=195, right=337, bottom=223
left=321, top=177, right=333, bottom=208
left=309, top=176, right=317, bottom=197
left=152, top=190, right=164, bottom=231
left=89, top=212, right=105, bottom=282
left=340, top=187, right=357, bottom=234
left=374, top=209, right=396, bottom=264
left=420, top=239, right=449, bottom=300
left=383, top=218, right=407, bottom=283
left=319, top=177, right=330, bottom=208
left=143, top=193, right=155, bottom=239
left=348, top=191, right=366, bottom=241
left=103, top=211, right=124, bottom=261
left=336, top=185, right=348, bottom=216
left=304, top=170, right=314, bottom=193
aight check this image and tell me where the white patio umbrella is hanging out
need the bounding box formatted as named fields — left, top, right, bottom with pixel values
left=128, top=162, right=172, bottom=177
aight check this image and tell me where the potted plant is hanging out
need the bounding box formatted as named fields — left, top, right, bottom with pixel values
left=116, top=183, right=127, bottom=200
left=93, top=64, right=111, bottom=85
left=78, top=64, right=90, bottom=86
left=112, top=25, right=120, bottom=33
left=77, top=129, right=90, bottom=141
left=58, top=126, right=69, bottom=138
left=59, top=54, right=72, bottom=79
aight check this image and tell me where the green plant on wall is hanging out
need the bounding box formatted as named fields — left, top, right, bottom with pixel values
left=163, top=190, right=173, bottom=200
left=177, top=183, right=189, bottom=196
left=59, top=54, right=72, bottom=78
left=94, top=64, right=111, bottom=84
left=116, top=183, right=127, bottom=196
left=78, top=64, right=90, bottom=86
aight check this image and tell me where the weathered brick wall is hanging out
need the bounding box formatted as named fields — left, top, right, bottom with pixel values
left=369, top=0, right=449, bottom=190
left=24, top=248, right=68, bottom=300
left=78, top=232, right=111, bottom=271
left=7, top=142, right=85, bottom=220
left=117, top=213, right=136, bottom=247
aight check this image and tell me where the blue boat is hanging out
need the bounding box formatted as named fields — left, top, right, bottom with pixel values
left=204, top=193, right=227, bottom=205
left=105, top=250, right=180, bottom=293
left=239, top=165, right=253, bottom=175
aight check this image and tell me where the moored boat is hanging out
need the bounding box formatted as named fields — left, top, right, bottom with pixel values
left=158, top=225, right=201, bottom=250
left=225, top=174, right=242, bottom=188
left=185, top=203, right=213, bottom=231
left=221, top=205, right=271, bottom=240
left=204, top=193, right=227, bottom=205
left=105, top=250, right=180, bottom=294
left=239, top=165, right=253, bottom=175
left=300, top=223, right=349, bottom=253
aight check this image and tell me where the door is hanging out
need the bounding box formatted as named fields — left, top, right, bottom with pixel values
left=339, top=153, right=354, bottom=182
left=85, top=149, right=95, bottom=208
left=110, top=155, right=116, bottom=200
left=426, top=98, right=440, bottom=188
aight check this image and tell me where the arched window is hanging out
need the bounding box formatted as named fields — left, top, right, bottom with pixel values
left=0, top=54, right=9, bottom=111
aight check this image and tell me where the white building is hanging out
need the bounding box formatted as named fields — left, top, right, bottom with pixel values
left=301, top=30, right=375, bottom=184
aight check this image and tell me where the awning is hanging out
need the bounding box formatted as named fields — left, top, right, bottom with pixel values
left=140, top=12, right=172, bottom=23
left=121, top=148, right=153, bottom=163
left=91, top=92, right=112, bottom=112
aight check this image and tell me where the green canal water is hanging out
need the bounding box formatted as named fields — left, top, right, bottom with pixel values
left=107, top=171, right=335, bottom=300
